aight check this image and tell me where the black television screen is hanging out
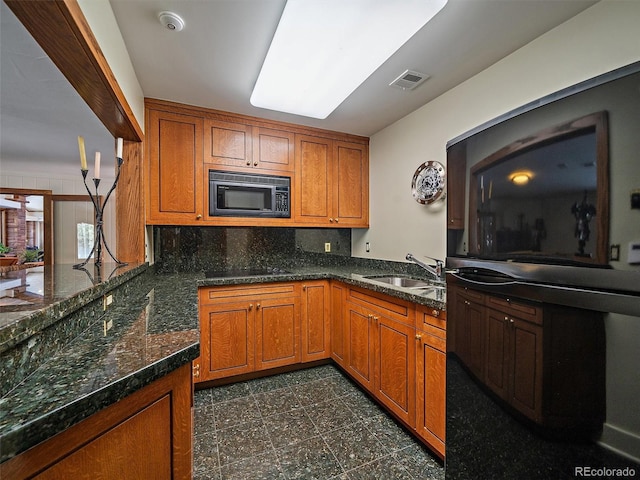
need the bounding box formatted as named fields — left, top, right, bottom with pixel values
left=471, top=113, right=605, bottom=265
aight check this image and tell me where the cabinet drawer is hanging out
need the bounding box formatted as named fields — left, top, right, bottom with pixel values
left=200, top=283, right=299, bottom=304
left=416, top=305, right=447, bottom=332
left=347, top=286, right=413, bottom=324
left=487, top=295, right=541, bottom=324
left=458, top=287, right=485, bottom=303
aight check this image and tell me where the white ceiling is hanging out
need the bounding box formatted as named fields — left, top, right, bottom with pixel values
left=1, top=0, right=598, bottom=172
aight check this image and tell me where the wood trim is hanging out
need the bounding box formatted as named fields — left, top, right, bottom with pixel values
left=116, top=140, right=145, bottom=263
left=146, top=98, right=369, bottom=146
left=4, top=0, right=142, bottom=142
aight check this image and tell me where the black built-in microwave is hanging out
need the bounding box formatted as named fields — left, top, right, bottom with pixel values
left=209, top=170, right=290, bottom=217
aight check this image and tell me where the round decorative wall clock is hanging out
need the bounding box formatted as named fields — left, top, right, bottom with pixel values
left=411, top=161, right=446, bottom=204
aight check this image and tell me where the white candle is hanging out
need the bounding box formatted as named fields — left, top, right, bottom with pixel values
left=78, top=136, right=87, bottom=170
left=94, top=152, right=101, bottom=179
left=116, top=137, right=123, bottom=159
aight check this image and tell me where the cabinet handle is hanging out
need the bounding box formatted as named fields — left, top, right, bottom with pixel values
left=510, top=318, right=514, bottom=324
left=415, top=334, right=422, bottom=340
left=192, top=364, right=200, bottom=378
left=373, top=316, right=379, bottom=323
left=432, top=309, right=440, bottom=317
left=257, top=303, right=261, bottom=309
left=335, top=218, right=339, bottom=223
left=504, top=316, right=509, bottom=322
left=302, top=285, right=306, bottom=291
left=464, top=300, right=471, bottom=305
left=254, top=161, right=258, bottom=166
left=246, top=161, right=251, bottom=166
left=329, top=218, right=334, bottom=223
left=196, top=214, right=202, bottom=220
left=249, top=304, right=253, bottom=310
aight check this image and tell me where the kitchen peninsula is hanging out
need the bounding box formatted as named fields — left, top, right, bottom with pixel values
left=0, top=254, right=447, bottom=477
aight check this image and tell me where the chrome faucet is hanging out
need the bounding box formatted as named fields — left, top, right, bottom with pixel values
left=406, top=253, right=446, bottom=282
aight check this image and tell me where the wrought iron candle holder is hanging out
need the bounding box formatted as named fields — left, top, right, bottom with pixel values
left=73, top=156, right=127, bottom=269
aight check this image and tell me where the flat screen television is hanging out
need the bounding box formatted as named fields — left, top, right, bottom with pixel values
left=446, top=61, right=640, bottom=306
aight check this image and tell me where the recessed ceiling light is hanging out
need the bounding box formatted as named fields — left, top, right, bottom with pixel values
left=510, top=172, right=531, bottom=185
left=250, top=0, right=448, bottom=119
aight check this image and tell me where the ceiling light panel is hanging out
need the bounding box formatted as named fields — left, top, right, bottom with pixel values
left=250, top=0, right=448, bottom=119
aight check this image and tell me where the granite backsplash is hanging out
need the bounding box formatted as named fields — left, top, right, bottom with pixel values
left=153, top=226, right=355, bottom=273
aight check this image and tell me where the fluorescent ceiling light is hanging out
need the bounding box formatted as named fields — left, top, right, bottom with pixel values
left=251, top=0, right=448, bottom=119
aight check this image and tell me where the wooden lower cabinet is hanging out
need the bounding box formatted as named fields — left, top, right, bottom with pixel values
left=345, top=287, right=416, bottom=427
left=196, top=280, right=448, bottom=459
left=415, top=306, right=447, bottom=459
left=301, top=281, right=331, bottom=362
left=485, top=306, right=543, bottom=421
left=449, top=280, right=605, bottom=432
left=1, top=363, right=193, bottom=480
left=452, top=286, right=485, bottom=379
left=330, top=281, right=348, bottom=367
left=196, top=283, right=301, bottom=382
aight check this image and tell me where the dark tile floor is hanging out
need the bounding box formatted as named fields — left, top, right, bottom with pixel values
left=193, top=364, right=444, bottom=480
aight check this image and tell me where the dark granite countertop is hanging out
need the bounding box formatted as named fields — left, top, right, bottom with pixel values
left=0, top=259, right=444, bottom=463
left=0, top=262, right=148, bottom=353
left=196, top=264, right=447, bottom=310
left=0, top=267, right=200, bottom=462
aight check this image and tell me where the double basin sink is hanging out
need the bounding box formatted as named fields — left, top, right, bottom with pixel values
left=362, top=274, right=445, bottom=297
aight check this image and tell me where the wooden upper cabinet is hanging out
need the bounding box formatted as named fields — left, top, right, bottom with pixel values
left=204, top=120, right=294, bottom=174
left=295, top=134, right=369, bottom=227
left=334, top=141, right=369, bottom=227
left=295, top=135, right=332, bottom=224
left=204, top=119, right=253, bottom=170
left=253, top=127, right=295, bottom=172
left=146, top=109, right=204, bottom=224
left=447, top=142, right=466, bottom=229
left=144, top=100, right=369, bottom=227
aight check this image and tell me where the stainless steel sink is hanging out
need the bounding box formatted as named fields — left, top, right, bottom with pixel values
left=363, top=275, right=445, bottom=290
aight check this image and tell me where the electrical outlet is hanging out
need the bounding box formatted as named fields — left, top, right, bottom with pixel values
left=324, top=242, right=331, bottom=253
left=103, top=294, right=113, bottom=311
left=103, top=319, right=113, bottom=336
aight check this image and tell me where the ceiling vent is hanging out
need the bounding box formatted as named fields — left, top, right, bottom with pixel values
left=389, top=69, right=429, bottom=90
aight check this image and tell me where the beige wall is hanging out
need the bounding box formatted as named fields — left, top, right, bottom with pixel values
left=360, top=0, right=640, bottom=462
left=356, top=0, right=640, bottom=263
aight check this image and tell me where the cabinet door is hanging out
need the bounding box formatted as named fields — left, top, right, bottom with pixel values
left=301, top=281, right=330, bottom=362
left=485, top=308, right=509, bottom=399
left=509, top=317, right=543, bottom=422
left=200, top=301, right=254, bottom=381
left=255, top=296, right=300, bottom=370
left=346, top=302, right=374, bottom=391
left=333, top=141, right=368, bottom=227
left=375, top=314, right=416, bottom=426
left=416, top=331, right=446, bottom=459
left=330, top=282, right=347, bottom=367
left=253, top=127, right=294, bottom=173
left=204, top=119, right=252, bottom=169
left=146, top=109, right=203, bottom=224
left=454, top=291, right=485, bottom=380
left=447, top=142, right=466, bottom=229
left=295, top=134, right=332, bottom=224
left=36, top=397, right=172, bottom=480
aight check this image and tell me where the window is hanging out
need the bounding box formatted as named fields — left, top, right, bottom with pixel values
left=77, top=222, right=94, bottom=259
